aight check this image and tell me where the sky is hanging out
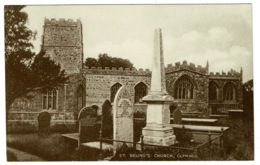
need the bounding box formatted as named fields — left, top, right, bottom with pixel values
left=23, top=4, right=253, bottom=82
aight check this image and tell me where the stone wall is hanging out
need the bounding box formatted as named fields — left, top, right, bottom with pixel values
left=82, top=68, right=151, bottom=114
left=208, top=70, right=243, bottom=114
left=166, top=68, right=208, bottom=113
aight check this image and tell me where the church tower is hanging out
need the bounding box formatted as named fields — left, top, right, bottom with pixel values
left=41, top=18, right=83, bottom=74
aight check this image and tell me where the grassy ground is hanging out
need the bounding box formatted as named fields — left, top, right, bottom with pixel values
left=7, top=133, right=101, bottom=161
left=7, top=150, right=17, bottom=161
left=6, top=116, right=254, bottom=161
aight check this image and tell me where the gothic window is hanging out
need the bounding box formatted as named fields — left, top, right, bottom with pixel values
left=134, top=82, right=148, bottom=103
left=42, top=89, right=57, bottom=110
left=223, top=82, right=236, bottom=101
left=110, top=83, right=122, bottom=102
left=173, top=76, right=194, bottom=100
left=209, top=81, right=218, bottom=100
left=77, top=85, right=85, bottom=111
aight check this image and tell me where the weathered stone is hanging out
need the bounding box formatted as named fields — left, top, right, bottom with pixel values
left=38, top=111, right=51, bottom=135
left=113, top=86, right=134, bottom=153
left=142, top=28, right=176, bottom=146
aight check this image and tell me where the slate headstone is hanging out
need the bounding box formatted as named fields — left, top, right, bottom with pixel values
left=101, top=100, right=113, bottom=139
left=38, top=111, right=51, bottom=135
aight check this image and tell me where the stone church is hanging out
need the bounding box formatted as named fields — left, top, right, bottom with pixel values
left=8, top=18, right=243, bottom=125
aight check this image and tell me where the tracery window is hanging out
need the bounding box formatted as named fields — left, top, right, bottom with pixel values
left=174, top=76, right=194, bottom=99
left=209, top=81, right=218, bottom=100
left=134, top=82, right=148, bottom=103
left=42, top=89, right=57, bottom=110
left=110, top=83, right=122, bottom=102
left=223, top=82, right=236, bottom=101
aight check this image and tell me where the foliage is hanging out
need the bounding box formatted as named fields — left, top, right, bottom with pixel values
left=85, top=53, right=134, bottom=69
left=5, top=6, right=68, bottom=112
left=216, top=117, right=254, bottom=160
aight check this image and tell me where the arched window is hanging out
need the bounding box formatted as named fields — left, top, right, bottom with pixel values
left=110, top=83, right=122, bottom=102
left=173, top=76, right=194, bottom=100
left=77, top=85, right=85, bottom=111
left=209, top=81, right=218, bottom=100
left=42, top=89, right=57, bottom=110
left=223, top=82, right=236, bottom=101
left=134, top=82, right=148, bottom=103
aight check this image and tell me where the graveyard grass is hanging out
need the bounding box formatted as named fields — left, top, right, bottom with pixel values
left=6, top=116, right=254, bottom=161
left=7, top=133, right=102, bottom=161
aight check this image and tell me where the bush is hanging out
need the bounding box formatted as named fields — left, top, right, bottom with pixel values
left=216, top=117, right=254, bottom=160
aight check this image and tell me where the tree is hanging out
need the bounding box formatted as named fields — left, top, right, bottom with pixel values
left=5, top=6, right=68, bottom=114
left=84, top=57, right=98, bottom=68
left=84, top=53, right=133, bottom=69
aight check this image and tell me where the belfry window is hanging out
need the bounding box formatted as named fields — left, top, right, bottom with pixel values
left=223, top=82, right=236, bottom=101
left=134, top=82, right=148, bottom=103
left=110, top=83, right=122, bottom=102
left=42, top=89, right=57, bottom=110
left=209, top=81, right=218, bottom=100
left=174, top=76, right=194, bottom=99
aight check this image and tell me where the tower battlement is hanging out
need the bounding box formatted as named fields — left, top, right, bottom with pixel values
left=44, top=18, right=81, bottom=27
left=165, top=60, right=208, bottom=74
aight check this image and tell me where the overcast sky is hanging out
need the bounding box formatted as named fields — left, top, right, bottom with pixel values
left=24, top=5, right=253, bottom=82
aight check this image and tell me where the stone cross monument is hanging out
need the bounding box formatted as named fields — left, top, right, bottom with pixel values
left=142, top=28, right=176, bottom=146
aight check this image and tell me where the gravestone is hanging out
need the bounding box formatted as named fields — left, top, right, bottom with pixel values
left=38, top=111, right=51, bottom=135
left=78, top=105, right=100, bottom=148
left=113, top=86, right=133, bottom=153
left=101, top=100, right=113, bottom=139
left=173, top=108, right=182, bottom=124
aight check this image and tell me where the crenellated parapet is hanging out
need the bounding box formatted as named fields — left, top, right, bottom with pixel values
left=44, top=18, right=81, bottom=27
left=165, top=60, right=208, bottom=75
left=209, top=69, right=241, bottom=78
left=81, top=66, right=151, bottom=76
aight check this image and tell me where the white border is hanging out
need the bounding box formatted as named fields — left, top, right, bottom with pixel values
left=1, top=0, right=259, bottom=165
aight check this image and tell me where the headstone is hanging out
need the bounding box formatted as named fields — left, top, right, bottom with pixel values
left=38, top=111, right=51, bottom=135
left=173, top=108, right=182, bottom=124
left=78, top=105, right=100, bottom=148
left=101, top=100, right=113, bottom=139
left=113, top=86, right=133, bottom=153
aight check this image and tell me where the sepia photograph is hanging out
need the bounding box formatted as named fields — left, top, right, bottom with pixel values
left=3, top=3, right=254, bottom=161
